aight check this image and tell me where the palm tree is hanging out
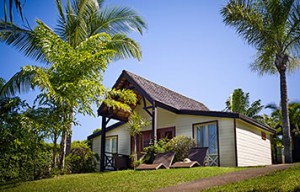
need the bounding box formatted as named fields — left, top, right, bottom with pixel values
left=266, top=102, right=300, bottom=162
left=0, top=0, right=146, bottom=168
left=221, top=0, right=300, bottom=163
left=1, top=21, right=138, bottom=170
left=225, top=88, right=264, bottom=121
left=266, top=102, right=300, bottom=135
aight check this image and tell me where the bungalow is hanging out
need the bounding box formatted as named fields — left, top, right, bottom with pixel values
left=88, top=70, right=275, bottom=171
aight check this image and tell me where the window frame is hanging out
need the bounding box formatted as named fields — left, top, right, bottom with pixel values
left=192, top=120, right=220, bottom=166
left=105, top=135, right=118, bottom=154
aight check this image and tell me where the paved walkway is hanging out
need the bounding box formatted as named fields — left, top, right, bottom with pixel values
left=156, top=164, right=294, bottom=192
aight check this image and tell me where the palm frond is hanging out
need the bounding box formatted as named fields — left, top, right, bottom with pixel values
left=0, top=77, right=5, bottom=89
left=265, top=102, right=279, bottom=110
left=108, top=34, right=142, bottom=61
left=0, top=64, right=53, bottom=98
left=55, top=0, right=67, bottom=41
left=250, top=45, right=277, bottom=75
left=0, top=20, right=47, bottom=62
left=0, top=68, right=35, bottom=97
left=93, top=6, right=147, bottom=35
left=70, top=0, right=96, bottom=46
left=222, top=0, right=300, bottom=75
left=246, top=99, right=264, bottom=118
left=221, top=0, right=273, bottom=49
left=3, top=0, right=24, bottom=23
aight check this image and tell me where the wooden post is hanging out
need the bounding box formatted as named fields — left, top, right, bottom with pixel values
left=152, top=101, right=157, bottom=144
left=100, top=116, right=106, bottom=172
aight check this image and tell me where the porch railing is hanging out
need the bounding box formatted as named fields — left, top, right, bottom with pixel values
left=104, top=152, right=130, bottom=170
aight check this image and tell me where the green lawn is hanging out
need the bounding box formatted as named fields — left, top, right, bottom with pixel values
left=205, top=163, right=300, bottom=192
left=0, top=167, right=242, bottom=192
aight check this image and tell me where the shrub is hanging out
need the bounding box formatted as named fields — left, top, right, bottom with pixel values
left=142, top=138, right=168, bottom=163
left=142, top=136, right=195, bottom=163
left=0, top=141, right=52, bottom=185
left=65, top=141, right=98, bottom=173
left=165, top=136, right=195, bottom=162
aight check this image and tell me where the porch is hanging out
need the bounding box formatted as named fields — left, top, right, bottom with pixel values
left=103, top=152, right=131, bottom=170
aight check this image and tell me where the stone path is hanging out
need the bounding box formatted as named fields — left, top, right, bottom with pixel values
left=156, top=164, right=294, bottom=192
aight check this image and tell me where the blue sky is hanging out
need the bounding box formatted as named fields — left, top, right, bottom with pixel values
left=1, top=0, right=299, bottom=141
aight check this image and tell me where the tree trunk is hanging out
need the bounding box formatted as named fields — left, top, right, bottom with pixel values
left=52, top=132, right=58, bottom=169
left=275, top=52, right=293, bottom=163
left=66, top=107, right=74, bottom=156
left=279, top=70, right=293, bottom=163
left=59, top=129, right=67, bottom=171
left=59, top=106, right=74, bottom=171
left=134, top=135, right=137, bottom=170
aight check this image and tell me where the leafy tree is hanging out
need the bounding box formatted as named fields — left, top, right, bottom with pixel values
left=2, top=21, right=137, bottom=170
left=0, top=78, right=52, bottom=183
left=128, top=111, right=149, bottom=169
left=0, top=0, right=146, bottom=160
left=221, top=0, right=300, bottom=163
left=225, top=88, right=264, bottom=121
left=28, top=96, right=63, bottom=169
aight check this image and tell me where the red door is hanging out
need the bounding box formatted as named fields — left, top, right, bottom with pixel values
left=131, top=127, right=175, bottom=158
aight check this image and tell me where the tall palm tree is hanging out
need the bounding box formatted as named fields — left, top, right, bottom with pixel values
left=221, top=0, right=300, bottom=163
left=0, top=0, right=146, bottom=164
left=225, top=88, right=264, bottom=121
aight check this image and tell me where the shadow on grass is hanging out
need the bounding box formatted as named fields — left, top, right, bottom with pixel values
left=293, top=186, right=300, bottom=192
left=0, top=182, right=22, bottom=191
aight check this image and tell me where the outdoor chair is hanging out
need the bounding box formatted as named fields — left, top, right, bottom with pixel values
left=136, top=152, right=175, bottom=170
left=171, top=147, right=208, bottom=168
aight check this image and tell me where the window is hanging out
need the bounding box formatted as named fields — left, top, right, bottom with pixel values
left=194, top=122, right=219, bottom=166
left=105, top=136, right=118, bottom=154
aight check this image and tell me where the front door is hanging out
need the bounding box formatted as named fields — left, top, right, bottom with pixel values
left=131, top=127, right=175, bottom=158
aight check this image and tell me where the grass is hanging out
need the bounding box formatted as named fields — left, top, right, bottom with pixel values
left=205, top=163, right=300, bottom=192
left=0, top=167, right=242, bottom=192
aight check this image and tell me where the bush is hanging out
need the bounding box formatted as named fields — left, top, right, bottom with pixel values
left=142, top=138, right=169, bottom=163
left=0, top=141, right=52, bottom=185
left=142, top=136, right=195, bottom=163
left=65, top=141, right=98, bottom=173
left=165, top=136, right=195, bottom=162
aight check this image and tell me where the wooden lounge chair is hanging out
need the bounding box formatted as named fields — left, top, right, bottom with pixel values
left=171, top=147, right=208, bottom=168
left=136, top=152, right=175, bottom=170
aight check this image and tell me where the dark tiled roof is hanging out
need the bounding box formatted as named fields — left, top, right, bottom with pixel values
left=124, top=70, right=209, bottom=111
